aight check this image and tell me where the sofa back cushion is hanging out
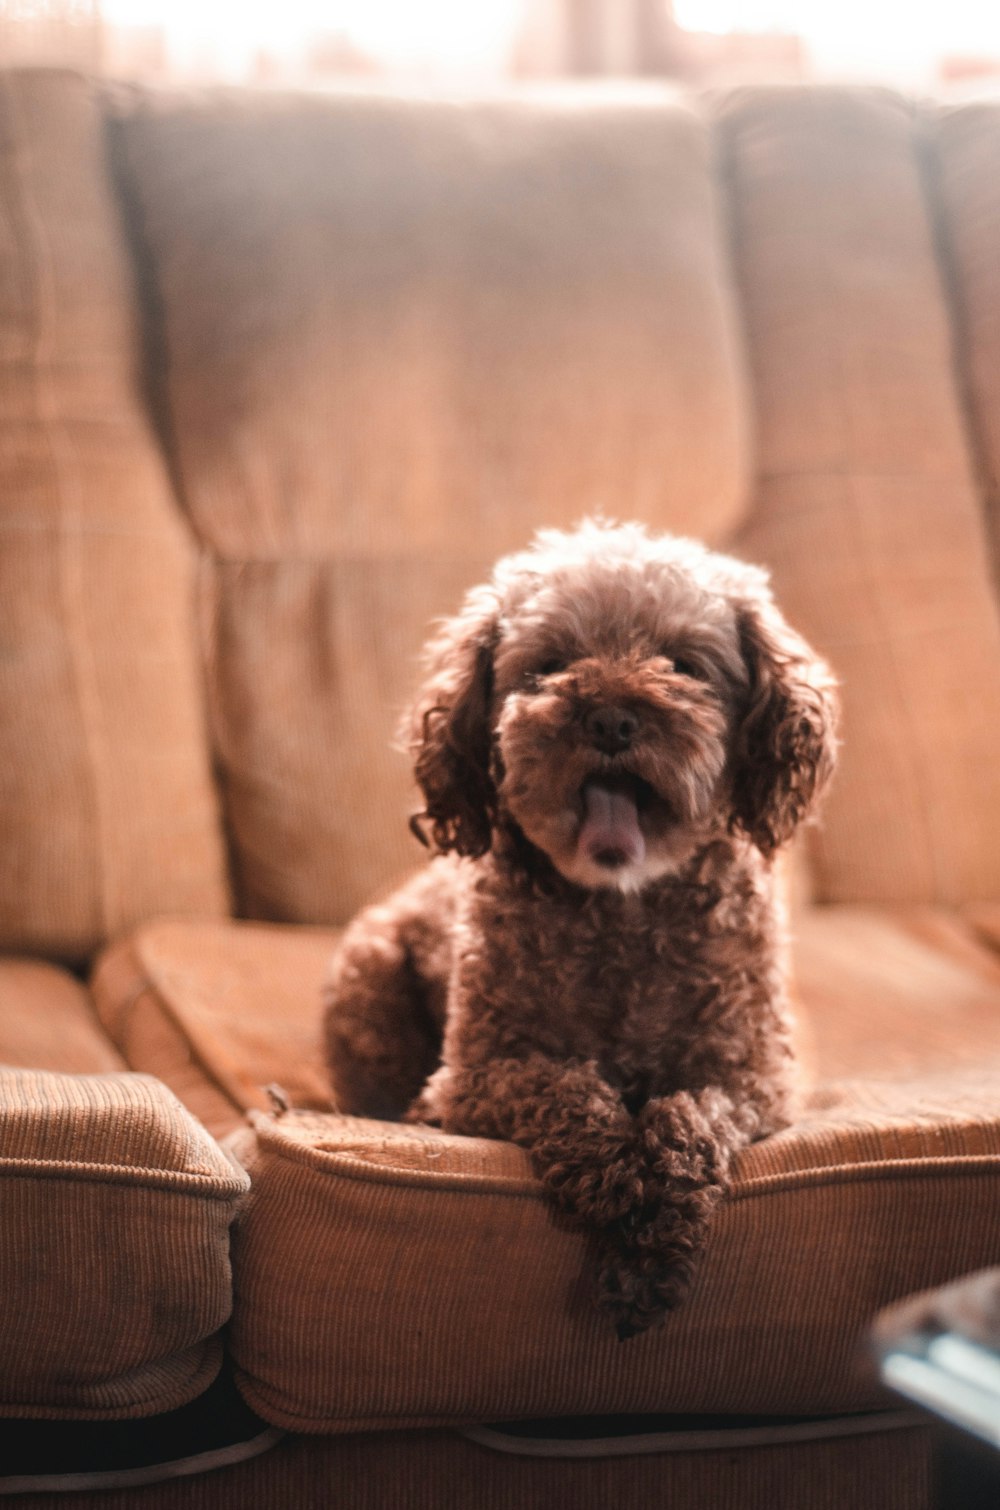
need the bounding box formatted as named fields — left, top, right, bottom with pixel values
left=721, top=89, right=1000, bottom=903
left=117, top=91, right=751, bottom=925
left=932, top=102, right=1000, bottom=577
left=8, top=74, right=1000, bottom=944
left=0, top=70, right=230, bottom=960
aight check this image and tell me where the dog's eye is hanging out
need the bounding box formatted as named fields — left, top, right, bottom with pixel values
left=670, top=655, right=705, bottom=680
left=537, top=658, right=565, bottom=678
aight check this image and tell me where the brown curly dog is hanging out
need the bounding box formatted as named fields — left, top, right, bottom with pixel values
left=323, top=520, right=838, bottom=1337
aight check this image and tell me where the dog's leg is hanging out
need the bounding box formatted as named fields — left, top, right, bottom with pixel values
left=411, top=1054, right=652, bottom=1225
left=596, top=1086, right=755, bottom=1337
left=323, top=902, right=446, bottom=1121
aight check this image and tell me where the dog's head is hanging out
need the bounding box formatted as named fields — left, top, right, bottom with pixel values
left=407, top=521, right=838, bottom=890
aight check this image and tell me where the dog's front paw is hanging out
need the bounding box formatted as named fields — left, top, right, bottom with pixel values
left=542, top=1136, right=649, bottom=1224
left=592, top=1114, right=728, bottom=1338
left=638, top=1092, right=733, bottom=1192
left=596, top=1228, right=698, bottom=1339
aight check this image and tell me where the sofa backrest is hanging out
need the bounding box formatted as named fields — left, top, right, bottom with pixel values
left=722, top=88, right=1000, bottom=904
left=112, top=87, right=750, bottom=931
left=3, top=69, right=1000, bottom=960
left=0, top=70, right=231, bottom=961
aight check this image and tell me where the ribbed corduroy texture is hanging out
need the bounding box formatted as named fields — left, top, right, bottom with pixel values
left=228, top=1081, right=1000, bottom=1432
left=792, top=905, right=1000, bottom=1080
left=115, top=90, right=750, bottom=926
left=5, top=75, right=1000, bottom=944
left=0, top=956, right=125, bottom=1073
left=0, top=70, right=230, bottom=961
left=928, top=101, right=1000, bottom=561
left=89, top=937, right=243, bottom=1141
left=9, top=1422, right=935, bottom=1510
left=0, top=1067, right=248, bottom=1418
left=720, top=87, right=1000, bottom=904
left=91, top=920, right=336, bottom=1139
left=88, top=904, right=1000, bottom=1133
left=84, top=906, right=1000, bottom=1434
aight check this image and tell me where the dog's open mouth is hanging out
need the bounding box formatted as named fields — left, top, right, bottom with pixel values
left=577, top=773, right=657, bottom=871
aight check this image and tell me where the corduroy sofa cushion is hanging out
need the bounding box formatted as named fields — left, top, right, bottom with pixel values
left=930, top=101, right=1000, bottom=555
left=0, top=956, right=125, bottom=1074
left=0, top=1067, right=249, bottom=1419
left=790, top=904, right=1000, bottom=1079
left=94, top=907, right=1000, bottom=1433
left=719, top=87, right=1000, bottom=905
left=0, top=70, right=230, bottom=961
left=227, top=1079, right=1000, bottom=1434
left=91, top=919, right=336, bottom=1139
left=114, top=88, right=750, bottom=928
left=90, top=904, right=1000, bottom=1125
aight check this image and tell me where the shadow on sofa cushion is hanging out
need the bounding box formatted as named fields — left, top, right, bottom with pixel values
left=0, top=1359, right=280, bottom=1496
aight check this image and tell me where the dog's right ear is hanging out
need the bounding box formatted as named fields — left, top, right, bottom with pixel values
left=405, top=586, right=501, bottom=859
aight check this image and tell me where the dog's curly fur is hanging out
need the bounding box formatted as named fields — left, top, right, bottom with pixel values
left=323, top=520, right=838, bottom=1337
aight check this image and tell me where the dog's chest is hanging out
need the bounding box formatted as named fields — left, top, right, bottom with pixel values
left=500, top=883, right=735, bottom=1075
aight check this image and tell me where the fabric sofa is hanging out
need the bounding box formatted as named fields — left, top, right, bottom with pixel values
left=4, top=65, right=1000, bottom=1505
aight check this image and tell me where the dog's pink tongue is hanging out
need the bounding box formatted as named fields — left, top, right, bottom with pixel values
left=578, top=782, right=646, bottom=870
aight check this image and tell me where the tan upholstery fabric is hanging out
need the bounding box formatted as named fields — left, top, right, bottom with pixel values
left=719, top=87, right=1000, bottom=904
left=962, top=901, right=1000, bottom=955
left=117, top=90, right=750, bottom=925
left=11, top=1422, right=934, bottom=1510
left=930, top=102, right=1000, bottom=554
left=0, top=1066, right=248, bottom=1418
left=93, top=902, right=974, bottom=1430
left=91, top=919, right=335, bottom=1138
left=228, top=1088, right=1000, bottom=1432
left=0, top=956, right=125, bottom=1073
left=792, top=904, right=1000, bottom=1080
left=87, top=903, right=1000, bottom=1432
left=90, top=902, right=1000, bottom=1129
left=0, top=70, right=230, bottom=961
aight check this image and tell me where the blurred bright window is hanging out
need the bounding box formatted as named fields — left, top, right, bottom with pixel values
left=3, top=0, right=1000, bottom=91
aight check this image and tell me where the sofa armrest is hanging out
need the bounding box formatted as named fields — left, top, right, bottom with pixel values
left=0, top=1065, right=249, bottom=1419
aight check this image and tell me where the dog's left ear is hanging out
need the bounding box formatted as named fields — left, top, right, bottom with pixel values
left=405, top=586, right=501, bottom=859
left=729, top=599, right=839, bottom=857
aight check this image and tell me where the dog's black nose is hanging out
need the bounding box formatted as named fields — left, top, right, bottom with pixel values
left=584, top=704, right=639, bottom=754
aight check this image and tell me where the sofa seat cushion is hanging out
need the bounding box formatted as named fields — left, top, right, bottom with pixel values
left=91, top=907, right=1000, bottom=1430
left=226, top=1070, right=1000, bottom=1433
left=0, top=1066, right=249, bottom=1418
left=91, top=920, right=336, bottom=1139
left=92, top=904, right=1000, bottom=1131
left=791, top=904, right=1000, bottom=1080
left=0, top=956, right=126, bottom=1074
